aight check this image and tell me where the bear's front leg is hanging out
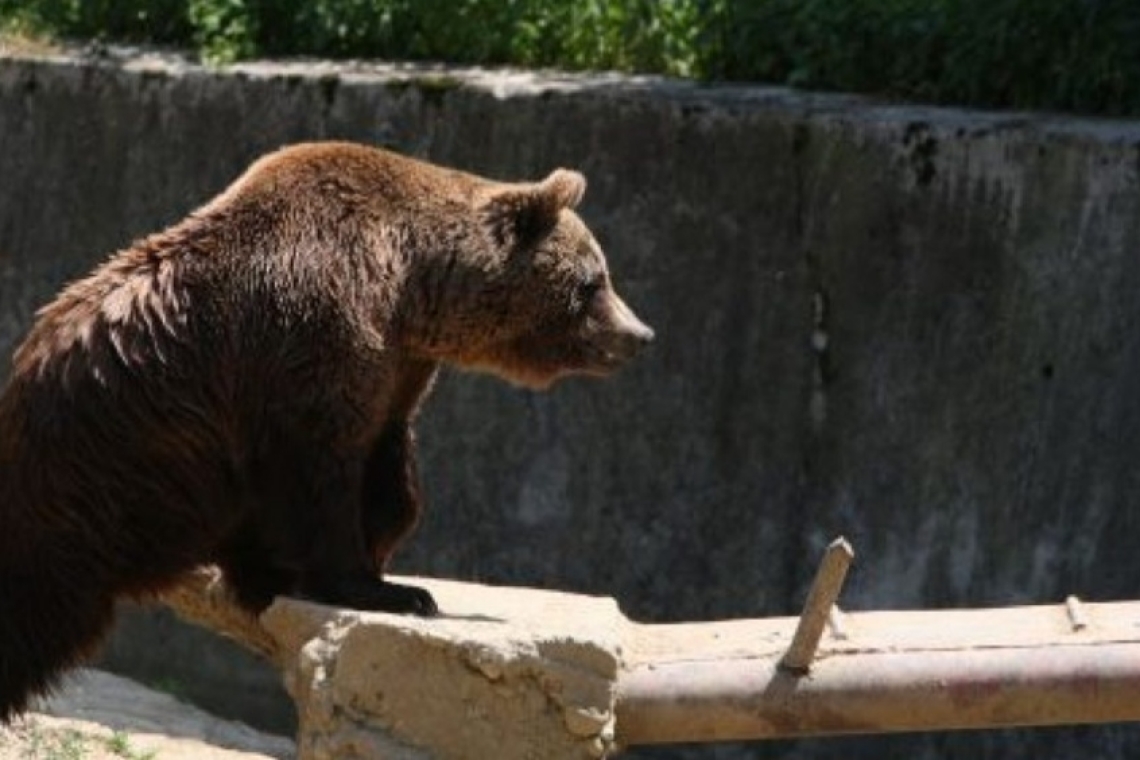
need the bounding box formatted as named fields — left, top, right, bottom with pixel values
left=360, top=421, right=424, bottom=573
left=296, top=447, right=437, bottom=616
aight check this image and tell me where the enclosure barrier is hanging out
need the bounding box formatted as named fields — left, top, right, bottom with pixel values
left=162, top=539, right=1140, bottom=758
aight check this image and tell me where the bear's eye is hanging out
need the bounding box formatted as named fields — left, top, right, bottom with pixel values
left=577, top=277, right=604, bottom=307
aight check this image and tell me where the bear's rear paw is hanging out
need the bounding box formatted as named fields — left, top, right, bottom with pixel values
left=301, top=575, right=438, bottom=617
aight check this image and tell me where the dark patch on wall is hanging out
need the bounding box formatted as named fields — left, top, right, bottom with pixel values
left=903, top=120, right=938, bottom=187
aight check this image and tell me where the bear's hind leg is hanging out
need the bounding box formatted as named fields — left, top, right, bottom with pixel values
left=0, top=564, right=116, bottom=721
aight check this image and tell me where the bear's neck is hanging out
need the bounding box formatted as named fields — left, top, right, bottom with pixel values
left=389, top=228, right=502, bottom=365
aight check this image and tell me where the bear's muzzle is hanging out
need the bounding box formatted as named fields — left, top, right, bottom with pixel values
left=589, top=290, right=654, bottom=369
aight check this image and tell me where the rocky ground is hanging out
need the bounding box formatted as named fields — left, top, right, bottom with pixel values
left=0, top=670, right=294, bottom=760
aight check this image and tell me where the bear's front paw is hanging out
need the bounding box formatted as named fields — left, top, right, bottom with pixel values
left=300, top=575, right=439, bottom=616
left=381, top=581, right=439, bottom=617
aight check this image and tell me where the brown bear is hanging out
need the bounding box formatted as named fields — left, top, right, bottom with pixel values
left=0, top=141, right=652, bottom=720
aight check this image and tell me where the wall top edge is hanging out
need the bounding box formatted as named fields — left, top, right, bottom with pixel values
left=4, top=47, right=1140, bottom=143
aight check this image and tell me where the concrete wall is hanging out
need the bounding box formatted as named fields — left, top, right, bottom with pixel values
left=2, top=51, right=1140, bottom=757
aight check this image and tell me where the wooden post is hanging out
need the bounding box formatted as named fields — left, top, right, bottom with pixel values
left=780, top=537, right=854, bottom=673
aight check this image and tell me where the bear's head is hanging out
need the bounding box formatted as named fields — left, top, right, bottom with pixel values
left=420, top=168, right=654, bottom=390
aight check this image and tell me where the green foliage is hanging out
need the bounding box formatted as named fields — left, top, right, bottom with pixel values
left=502, top=0, right=705, bottom=76
left=0, top=0, right=703, bottom=74
left=192, top=0, right=706, bottom=75
left=106, top=730, right=158, bottom=760
left=2, top=0, right=1139, bottom=115
left=17, top=725, right=157, bottom=760
left=187, top=0, right=255, bottom=63
left=24, top=726, right=91, bottom=760
left=105, top=732, right=132, bottom=755
left=709, top=0, right=1140, bottom=115
left=0, top=0, right=190, bottom=44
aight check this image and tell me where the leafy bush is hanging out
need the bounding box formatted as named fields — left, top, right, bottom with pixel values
left=22, top=0, right=702, bottom=71
left=709, top=0, right=1140, bottom=114
left=2, top=0, right=1139, bottom=115
left=0, top=0, right=191, bottom=44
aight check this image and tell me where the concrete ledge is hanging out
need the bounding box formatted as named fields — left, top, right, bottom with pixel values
left=162, top=573, right=1140, bottom=758
left=263, top=578, right=625, bottom=760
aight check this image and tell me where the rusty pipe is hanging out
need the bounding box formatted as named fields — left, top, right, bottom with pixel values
left=616, top=601, right=1140, bottom=746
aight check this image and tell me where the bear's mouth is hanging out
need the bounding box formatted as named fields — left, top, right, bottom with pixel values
left=581, top=324, right=653, bottom=373
left=582, top=347, right=628, bottom=374
left=485, top=318, right=653, bottom=390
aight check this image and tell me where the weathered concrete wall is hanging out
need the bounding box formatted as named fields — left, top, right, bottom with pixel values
left=2, top=50, right=1140, bottom=757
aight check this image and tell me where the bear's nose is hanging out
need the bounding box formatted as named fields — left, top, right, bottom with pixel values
left=617, top=321, right=653, bottom=357
left=630, top=320, right=654, bottom=346
left=606, top=295, right=654, bottom=359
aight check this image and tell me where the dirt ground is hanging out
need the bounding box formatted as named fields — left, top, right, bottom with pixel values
left=0, top=670, right=294, bottom=760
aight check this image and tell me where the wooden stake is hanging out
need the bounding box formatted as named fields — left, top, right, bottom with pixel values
left=1065, top=595, right=1088, bottom=632
left=780, top=537, right=854, bottom=673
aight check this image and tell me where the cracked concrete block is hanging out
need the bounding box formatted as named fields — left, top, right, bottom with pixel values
left=262, top=578, right=624, bottom=760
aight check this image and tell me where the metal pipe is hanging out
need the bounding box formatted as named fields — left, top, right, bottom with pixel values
left=616, top=601, right=1140, bottom=746
left=618, top=642, right=1140, bottom=744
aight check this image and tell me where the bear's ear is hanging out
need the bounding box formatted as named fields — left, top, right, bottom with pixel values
left=482, top=169, right=587, bottom=250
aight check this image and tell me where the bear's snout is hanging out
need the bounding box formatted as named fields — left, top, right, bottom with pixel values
left=612, top=311, right=654, bottom=356
left=591, top=291, right=654, bottom=367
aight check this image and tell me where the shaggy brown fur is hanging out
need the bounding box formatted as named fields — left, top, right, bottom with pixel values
left=0, top=141, right=652, bottom=720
